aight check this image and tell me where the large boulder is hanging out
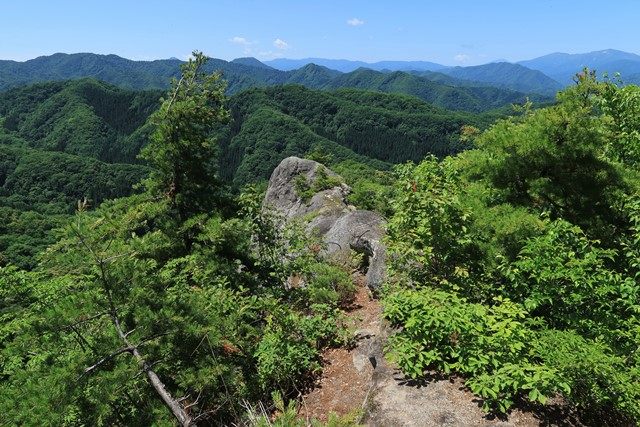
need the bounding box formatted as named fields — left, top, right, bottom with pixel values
left=323, top=210, right=387, bottom=290
left=263, top=156, right=386, bottom=290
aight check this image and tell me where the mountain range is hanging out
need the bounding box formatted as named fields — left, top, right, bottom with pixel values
left=266, top=49, right=640, bottom=86
left=0, top=53, right=546, bottom=112
left=1, top=49, right=639, bottom=117
left=517, top=49, right=640, bottom=84
left=265, top=57, right=447, bottom=73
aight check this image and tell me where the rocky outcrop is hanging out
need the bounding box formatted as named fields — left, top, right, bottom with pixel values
left=263, top=156, right=386, bottom=290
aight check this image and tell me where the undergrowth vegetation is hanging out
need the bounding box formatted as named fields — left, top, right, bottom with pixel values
left=383, top=71, right=640, bottom=424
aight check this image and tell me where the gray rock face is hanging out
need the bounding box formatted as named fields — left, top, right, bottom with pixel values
left=323, top=210, right=387, bottom=290
left=263, top=156, right=386, bottom=289
left=264, top=157, right=350, bottom=220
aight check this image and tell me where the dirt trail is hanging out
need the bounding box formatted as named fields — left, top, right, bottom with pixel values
left=298, top=274, right=381, bottom=423
left=299, top=275, right=581, bottom=427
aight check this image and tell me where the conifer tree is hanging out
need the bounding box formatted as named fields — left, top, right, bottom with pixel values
left=141, top=51, right=229, bottom=220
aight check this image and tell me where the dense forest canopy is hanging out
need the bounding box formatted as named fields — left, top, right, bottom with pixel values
left=0, top=78, right=504, bottom=267
left=0, top=79, right=161, bottom=163
left=219, top=85, right=506, bottom=186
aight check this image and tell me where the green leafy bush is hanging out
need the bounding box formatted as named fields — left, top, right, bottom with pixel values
left=303, top=262, right=356, bottom=306
left=384, top=288, right=567, bottom=413
left=383, top=73, right=640, bottom=423
left=386, top=156, right=476, bottom=289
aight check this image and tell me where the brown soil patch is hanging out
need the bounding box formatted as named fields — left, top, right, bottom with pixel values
left=298, top=274, right=381, bottom=424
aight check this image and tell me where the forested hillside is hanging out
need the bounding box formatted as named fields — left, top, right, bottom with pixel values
left=322, top=68, right=545, bottom=112
left=0, top=139, right=149, bottom=268
left=0, top=80, right=156, bottom=267
left=0, top=79, right=161, bottom=162
left=440, top=62, right=563, bottom=96
left=0, top=62, right=546, bottom=270
left=218, top=85, right=503, bottom=186
left=0, top=77, right=501, bottom=222
left=0, top=77, right=501, bottom=267
left=0, top=53, right=285, bottom=94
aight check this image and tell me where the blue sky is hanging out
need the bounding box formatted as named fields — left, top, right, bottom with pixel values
left=2, top=0, right=639, bottom=65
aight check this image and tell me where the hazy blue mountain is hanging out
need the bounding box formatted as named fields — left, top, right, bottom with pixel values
left=627, top=73, right=640, bottom=85
left=370, top=60, right=447, bottom=72
left=440, top=62, right=563, bottom=96
left=231, top=57, right=274, bottom=69
left=266, top=57, right=446, bottom=72
left=519, top=49, right=640, bottom=84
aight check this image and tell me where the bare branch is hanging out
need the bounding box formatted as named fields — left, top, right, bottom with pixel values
left=80, top=346, right=133, bottom=379
left=59, top=311, right=109, bottom=332
left=165, top=76, right=185, bottom=113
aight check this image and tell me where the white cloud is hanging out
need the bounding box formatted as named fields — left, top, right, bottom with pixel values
left=347, top=17, right=364, bottom=26
left=454, top=54, right=470, bottom=63
left=273, top=38, right=289, bottom=50
left=229, top=36, right=252, bottom=45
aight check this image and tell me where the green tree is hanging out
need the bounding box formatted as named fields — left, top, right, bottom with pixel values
left=0, top=52, right=356, bottom=426
left=141, top=51, right=230, bottom=221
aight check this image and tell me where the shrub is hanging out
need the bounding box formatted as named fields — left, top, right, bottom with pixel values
left=304, top=262, right=356, bottom=306
left=384, top=288, right=567, bottom=413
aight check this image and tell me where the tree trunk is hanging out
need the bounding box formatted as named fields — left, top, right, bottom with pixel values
left=114, top=318, right=192, bottom=426
left=131, top=346, right=192, bottom=426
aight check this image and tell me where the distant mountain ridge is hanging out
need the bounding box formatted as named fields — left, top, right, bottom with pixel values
left=321, top=68, right=546, bottom=112
left=4, top=50, right=639, bottom=111
left=0, top=52, right=288, bottom=93
left=231, top=57, right=275, bottom=69
left=4, top=49, right=640, bottom=91
left=0, top=53, right=548, bottom=112
left=439, top=62, right=563, bottom=96
left=265, top=57, right=447, bottom=72
left=268, top=49, right=640, bottom=89
left=518, top=49, right=640, bottom=84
